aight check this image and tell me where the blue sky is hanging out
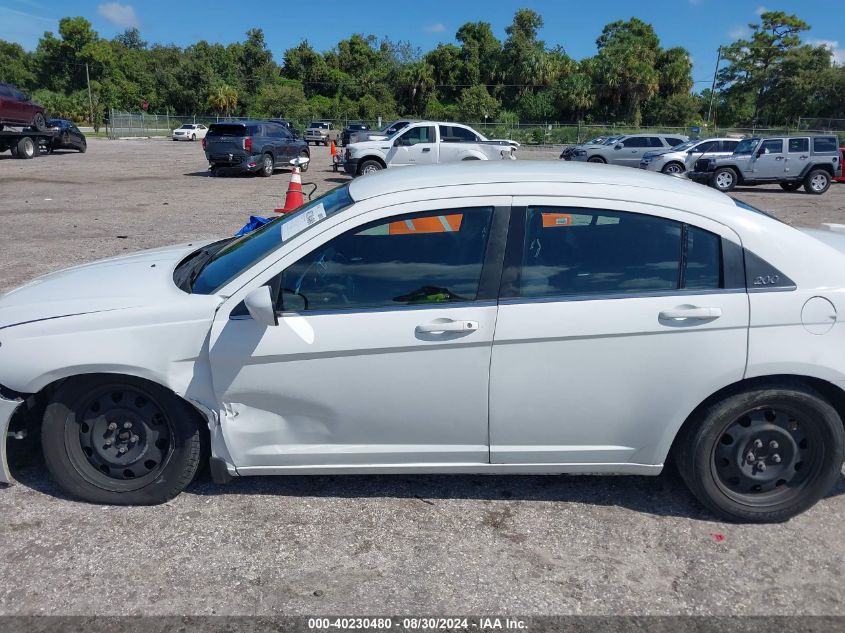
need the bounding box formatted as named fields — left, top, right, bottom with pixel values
left=1, top=0, right=843, bottom=90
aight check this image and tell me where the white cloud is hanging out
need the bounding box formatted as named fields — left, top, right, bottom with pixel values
left=423, top=23, right=446, bottom=33
left=755, top=5, right=768, bottom=16
left=809, top=39, right=845, bottom=65
left=97, top=2, right=139, bottom=29
left=729, top=26, right=750, bottom=39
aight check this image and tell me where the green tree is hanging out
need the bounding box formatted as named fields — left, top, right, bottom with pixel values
left=457, top=84, right=500, bottom=121
left=208, top=83, right=238, bottom=117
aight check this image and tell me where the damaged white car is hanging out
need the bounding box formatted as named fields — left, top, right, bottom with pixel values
left=1, top=162, right=844, bottom=522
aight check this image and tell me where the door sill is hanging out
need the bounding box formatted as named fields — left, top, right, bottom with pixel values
left=233, top=462, right=663, bottom=477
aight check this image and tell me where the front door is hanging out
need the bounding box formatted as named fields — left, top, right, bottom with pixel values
left=616, top=137, right=654, bottom=167
left=208, top=200, right=509, bottom=472
left=388, top=125, right=437, bottom=167
left=488, top=199, right=749, bottom=469
left=751, top=139, right=786, bottom=179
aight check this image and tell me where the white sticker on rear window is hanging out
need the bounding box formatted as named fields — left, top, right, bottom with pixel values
left=281, top=203, right=327, bottom=242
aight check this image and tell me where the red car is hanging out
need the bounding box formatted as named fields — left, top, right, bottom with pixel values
left=837, top=148, right=845, bottom=183
left=0, top=82, right=46, bottom=131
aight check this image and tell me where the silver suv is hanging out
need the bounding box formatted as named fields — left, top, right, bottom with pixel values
left=689, top=135, right=842, bottom=194
left=640, top=138, right=741, bottom=175
left=571, top=133, right=689, bottom=168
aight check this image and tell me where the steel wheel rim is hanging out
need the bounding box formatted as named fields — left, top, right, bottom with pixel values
left=263, top=156, right=273, bottom=175
left=64, top=384, right=175, bottom=491
left=811, top=174, right=827, bottom=191
left=362, top=164, right=380, bottom=174
left=664, top=164, right=682, bottom=174
left=711, top=404, right=823, bottom=507
left=716, top=171, right=733, bottom=189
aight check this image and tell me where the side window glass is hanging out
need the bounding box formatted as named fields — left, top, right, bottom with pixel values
left=517, top=207, right=681, bottom=298
left=788, top=138, right=809, bottom=153
left=622, top=138, right=645, bottom=148
left=684, top=227, right=722, bottom=290
left=399, top=126, right=434, bottom=146
left=665, top=137, right=684, bottom=147
left=813, top=137, right=838, bottom=153
left=760, top=139, right=784, bottom=154
left=279, top=207, right=494, bottom=312
left=696, top=141, right=715, bottom=153
left=721, top=141, right=739, bottom=152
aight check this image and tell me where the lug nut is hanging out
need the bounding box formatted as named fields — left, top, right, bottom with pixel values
left=118, top=446, right=127, bottom=454
left=753, top=439, right=763, bottom=448
left=756, top=460, right=767, bottom=472
left=769, top=440, right=779, bottom=450
left=772, top=454, right=782, bottom=464
left=107, top=422, right=117, bottom=431
left=746, top=452, right=756, bottom=462
left=104, top=438, right=113, bottom=446
left=123, top=422, right=132, bottom=429
left=130, top=435, right=139, bottom=444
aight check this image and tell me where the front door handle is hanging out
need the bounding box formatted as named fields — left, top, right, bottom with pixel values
left=416, top=319, right=479, bottom=333
left=422, top=147, right=431, bottom=153
left=659, top=306, right=722, bottom=321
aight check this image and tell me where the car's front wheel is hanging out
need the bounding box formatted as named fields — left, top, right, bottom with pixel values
left=41, top=376, right=203, bottom=505
left=661, top=162, right=685, bottom=175
left=675, top=382, right=844, bottom=522
left=358, top=159, right=383, bottom=176
left=587, top=156, right=606, bottom=164
left=712, top=167, right=737, bottom=192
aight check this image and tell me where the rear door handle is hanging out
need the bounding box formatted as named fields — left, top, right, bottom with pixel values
left=659, top=306, right=722, bottom=321
left=416, top=319, right=478, bottom=333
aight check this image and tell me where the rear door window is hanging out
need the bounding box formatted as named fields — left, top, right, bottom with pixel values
left=788, top=138, right=809, bottom=153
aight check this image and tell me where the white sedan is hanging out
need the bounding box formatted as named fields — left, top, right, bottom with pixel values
left=1, top=162, right=843, bottom=522
left=171, top=123, right=207, bottom=141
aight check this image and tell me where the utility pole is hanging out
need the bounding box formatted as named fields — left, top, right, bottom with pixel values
left=85, top=63, right=95, bottom=127
left=706, top=46, right=722, bottom=127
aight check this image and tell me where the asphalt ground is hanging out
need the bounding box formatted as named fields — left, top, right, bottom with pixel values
left=0, top=139, right=843, bottom=617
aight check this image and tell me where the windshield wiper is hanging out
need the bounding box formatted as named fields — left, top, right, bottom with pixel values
left=173, top=238, right=235, bottom=292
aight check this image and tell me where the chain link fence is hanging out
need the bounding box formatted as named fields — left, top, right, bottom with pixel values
left=107, top=110, right=842, bottom=146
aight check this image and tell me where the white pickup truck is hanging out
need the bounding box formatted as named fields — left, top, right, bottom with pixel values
left=343, top=121, right=517, bottom=176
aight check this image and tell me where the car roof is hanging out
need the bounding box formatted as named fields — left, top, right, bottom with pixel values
left=348, top=161, right=731, bottom=207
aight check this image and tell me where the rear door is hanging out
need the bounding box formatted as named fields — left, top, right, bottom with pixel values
left=489, top=198, right=749, bottom=469
left=206, top=124, right=247, bottom=162
left=751, top=139, right=786, bottom=179
left=786, top=138, right=810, bottom=177
left=388, top=125, right=437, bottom=167
left=615, top=137, right=653, bottom=167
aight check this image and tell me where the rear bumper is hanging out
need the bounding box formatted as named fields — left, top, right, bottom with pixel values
left=0, top=394, right=24, bottom=485
left=207, top=153, right=261, bottom=174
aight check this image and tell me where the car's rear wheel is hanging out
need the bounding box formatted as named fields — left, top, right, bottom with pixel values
left=16, top=136, right=36, bottom=159
left=780, top=182, right=802, bottom=192
left=675, top=383, right=844, bottom=522
left=804, top=169, right=831, bottom=195
left=41, top=375, right=203, bottom=505
left=587, top=156, right=606, bottom=164
left=260, top=153, right=274, bottom=177
left=358, top=159, right=383, bottom=176
left=31, top=112, right=46, bottom=131
left=662, top=162, right=685, bottom=175
left=712, top=167, right=737, bottom=192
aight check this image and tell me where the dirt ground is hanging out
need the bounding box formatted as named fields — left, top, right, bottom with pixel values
left=0, top=138, right=844, bottom=617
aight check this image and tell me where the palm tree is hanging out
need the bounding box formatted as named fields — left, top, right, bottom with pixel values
left=208, top=83, right=238, bottom=117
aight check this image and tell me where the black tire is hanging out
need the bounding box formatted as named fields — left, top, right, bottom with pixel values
left=358, top=159, right=383, bottom=176
left=298, top=150, right=310, bottom=173
left=661, top=162, right=685, bottom=175
left=191, top=133, right=196, bottom=141
left=259, top=153, right=274, bottom=177
left=462, top=156, right=481, bottom=161
left=712, top=167, right=738, bottom=192
left=780, top=182, right=802, bottom=192
left=79, top=142, right=86, bottom=154
left=41, top=375, right=203, bottom=505
left=804, top=169, right=831, bottom=195
left=675, top=382, right=845, bottom=523
left=587, top=156, right=606, bottom=164
left=16, top=136, right=36, bottom=159
left=31, top=112, right=46, bottom=131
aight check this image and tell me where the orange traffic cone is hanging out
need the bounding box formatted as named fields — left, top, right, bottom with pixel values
left=330, top=140, right=340, bottom=172
left=330, top=140, right=337, bottom=157
left=274, top=164, right=305, bottom=214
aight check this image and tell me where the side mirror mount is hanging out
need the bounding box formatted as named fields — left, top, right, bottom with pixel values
left=243, top=285, right=278, bottom=327
left=280, top=288, right=307, bottom=312
left=614, top=143, right=623, bottom=150
left=756, top=148, right=765, bottom=158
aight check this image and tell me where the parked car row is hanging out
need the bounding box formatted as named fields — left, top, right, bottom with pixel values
left=343, top=120, right=517, bottom=177
left=565, top=133, right=690, bottom=167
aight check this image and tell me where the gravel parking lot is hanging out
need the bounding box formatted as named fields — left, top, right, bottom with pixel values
left=0, top=138, right=844, bottom=617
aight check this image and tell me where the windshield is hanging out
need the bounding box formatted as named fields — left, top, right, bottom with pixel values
left=601, top=136, right=623, bottom=145
left=190, top=185, right=354, bottom=294
left=672, top=140, right=698, bottom=151
left=309, top=122, right=328, bottom=129
left=180, top=124, right=194, bottom=129
left=734, top=139, right=758, bottom=155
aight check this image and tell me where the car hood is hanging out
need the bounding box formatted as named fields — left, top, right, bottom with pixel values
left=348, top=139, right=392, bottom=151
left=0, top=241, right=212, bottom=330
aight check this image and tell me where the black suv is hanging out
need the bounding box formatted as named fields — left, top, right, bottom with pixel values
left=203, top=120, right=310, bottom=177
left=340, top=123, right=370, bottom=147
